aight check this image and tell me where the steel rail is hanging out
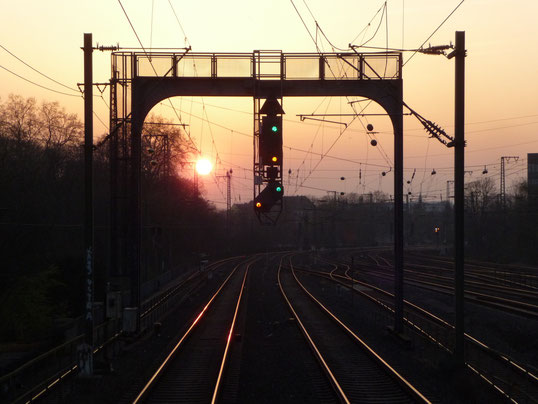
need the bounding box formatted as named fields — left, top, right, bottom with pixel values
left=389, top=258, right=538, bottom=295
left=304, top=260, right=538, bottom=401
left=330, top=263, right=538, bottom=384
left=277, top=256, right=350, bottom=404
left=211, top=261, right=250, bottom=404
left=354, top=262, right=538, bottom=317
left=408, top=252, right=538, bottom=274
left=288, top=259, right=431, bottom=404
left=132, top=257, right=255, bottom=404
left=301, top=266, right=518, bottom=402
left=401, top=253, right=538, bottom=290
left=6, top=257, right=246, bottom=404
left=140, top=256, right=244, bottom=319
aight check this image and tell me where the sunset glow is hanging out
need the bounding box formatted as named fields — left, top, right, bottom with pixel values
left=0, top=1, right=537, bottom=207
left=195, top=158, right=213, bottom=176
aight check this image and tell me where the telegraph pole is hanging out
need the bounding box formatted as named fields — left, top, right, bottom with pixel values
left=453, top=31, right=466, bottom=366
left=500, top=156, right=519, bottom=209
left=81, top=32, right=94, bottom=376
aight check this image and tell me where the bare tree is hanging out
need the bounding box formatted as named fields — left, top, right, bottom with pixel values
left=0, top=94, right=41, bottom=145
left=142, top=114, right=195, bottom=179
left=38, top=101, right=83, bottom=150
left=465, top=177, right=496, bottom=215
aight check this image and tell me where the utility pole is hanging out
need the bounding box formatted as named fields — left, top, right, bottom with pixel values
left=452, top=31, right=466, bottom=366
left=81, top=32, right=94, bottom=376
left=500, top=156, right=519, bottom=209
left=446, top=180, right=454, bottom=202
left=217, top=170, right=233, bottom=233
left=226, top=170, right=232, bottom=232
left=393, top=77, right=404, bottom=335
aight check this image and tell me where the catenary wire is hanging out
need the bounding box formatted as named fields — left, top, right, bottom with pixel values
left=0, top=64, right=81, bottom=98
left=288, top=1, right=394, bottom=192
left=359, top=2, right=387, bottom=47
left=349, top=2, right=387, bottom=45
left=165, top=0, right=226, bottom=200
left=117, top=0, right=199, bottom=153
left=0, top=43, right=80, bottom=93
left=403, top=0, right=466, bottom=67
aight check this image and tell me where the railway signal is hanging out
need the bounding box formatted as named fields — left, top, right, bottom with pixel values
left=259, top=115, right=283, bottom=166
left=254, top=97, right=285, bottom=218
left=254, top=181, right=284, bottom=213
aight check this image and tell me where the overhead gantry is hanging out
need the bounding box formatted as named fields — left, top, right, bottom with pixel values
left=108, top=49, right=405, bottom=334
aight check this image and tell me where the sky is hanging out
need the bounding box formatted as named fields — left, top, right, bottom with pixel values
left=1, top=0, right=537, bottom=208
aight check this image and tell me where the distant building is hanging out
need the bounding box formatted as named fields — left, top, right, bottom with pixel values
left=528, top=153, right=538, bottom=203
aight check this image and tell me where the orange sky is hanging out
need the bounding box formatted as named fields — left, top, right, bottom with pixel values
left=1, top=0, right=537, bottom=208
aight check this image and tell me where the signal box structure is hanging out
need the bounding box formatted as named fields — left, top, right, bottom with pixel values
left=107, top=49, right=405, bottom=332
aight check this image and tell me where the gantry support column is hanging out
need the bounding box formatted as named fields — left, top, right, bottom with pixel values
left=388, top=73, right=405, bottom=335
left=81, top=32, right=94, bottom=375
left=454, top=30, right=466, bottom=366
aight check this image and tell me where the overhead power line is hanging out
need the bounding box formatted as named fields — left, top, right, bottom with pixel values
left=0, top=64, right=81, bottom=98
left=359, top=2, right=387, bottom=48
left=117, top=0, right=198, bottom=153
left=0, top=43, right=80, bottom=93
left=349, top=2, right=387, bottom=45
left=288, top=0, right=395, bottom=193
left=404, top=0, right=466, bottom=67
left=167, top=0, right=190, bottom=47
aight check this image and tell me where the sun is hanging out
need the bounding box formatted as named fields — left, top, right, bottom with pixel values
left=195, top=158, right=213, bottom=176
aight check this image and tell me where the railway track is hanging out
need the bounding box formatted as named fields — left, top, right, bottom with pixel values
left=3, top=256, right=245, bottom=404
left=303, top=253, right=538, bottom=403
left=132, top=257, right=254, bottom=403
left=408, top=253, right=538, bottom=283
left=12, top=249, right=534, bottom=403
left=359, top=253, right=538, bottom=318
left=278, top=255, right=430, bottom=403
left=391, top=252, right=538, bottom=294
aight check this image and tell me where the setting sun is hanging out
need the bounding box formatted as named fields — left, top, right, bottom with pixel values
left=195, top=158, right=213, bottom=176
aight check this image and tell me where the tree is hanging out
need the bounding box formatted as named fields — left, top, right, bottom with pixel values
left=38, top=101, right=83, bottom=150
left=0, top=266, right=69, bottom=342
left=465, top=177, right=496, bottom=215
left=0, top=94, right=40, bottom=145
left=142, top=114, right=196, bottom=180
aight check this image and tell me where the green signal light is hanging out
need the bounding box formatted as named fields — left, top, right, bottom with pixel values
left=275, top=186, right=282, bottom=192
left=271, top=125, right=278, bottom=133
